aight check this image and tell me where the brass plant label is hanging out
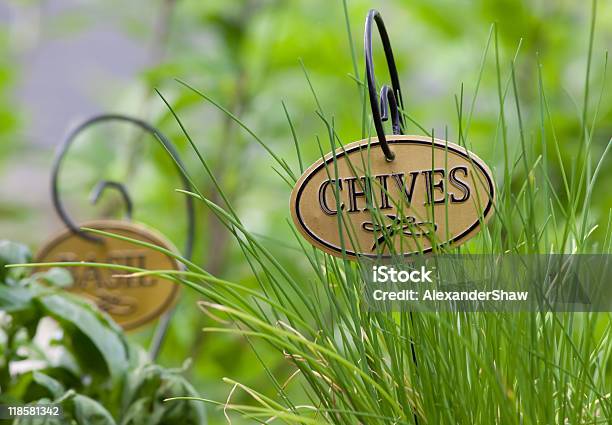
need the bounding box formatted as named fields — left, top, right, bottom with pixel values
left=36, top=220, right=180, bottom=330
left=290, top=135, right=496, bottom=259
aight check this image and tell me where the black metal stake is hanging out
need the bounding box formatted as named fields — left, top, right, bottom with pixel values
left=364, top=10, right=420, bottom=424
left=364, top=9, right=405, bottom=161
left=51, top=114, right=196, bottom=361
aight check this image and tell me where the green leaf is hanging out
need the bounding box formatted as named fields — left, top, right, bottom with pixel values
left=16, top=418, right=64, bottom=425
left=0, top=283, right=34, bottom=312
left=14, top=398, right=65, bottom=425
left=120, top=364, right=206, bottom=425
left=32, top=371, right=65, bottom=399
left=33, top=268, right=74, bottom=288
left=0, top=284, right=38, bottom=336
left=36, top=294, right=128, bottom=379
left=0, top=240, right=31, bottom=282
left=15, top=392, right=117, bottom=425
left=70, top=393, right=117, bottom=425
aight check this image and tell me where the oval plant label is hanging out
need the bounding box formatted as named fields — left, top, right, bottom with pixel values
left=36, top=220, right=180, bottom=330
left=290, top=135, right=495, bottom=259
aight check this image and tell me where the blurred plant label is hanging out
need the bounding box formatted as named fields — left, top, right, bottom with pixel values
left=36, top=220, right=180, bottom=330
left=290, top=136, right=495, bottom=259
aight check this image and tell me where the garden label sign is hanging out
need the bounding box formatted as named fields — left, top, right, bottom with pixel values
left=36, top=220, right=180, bottom=330
left=290, top=135, right=495, bottom=259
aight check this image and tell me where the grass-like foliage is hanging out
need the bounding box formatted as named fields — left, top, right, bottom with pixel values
left=12, top=1, right=612, bottom=423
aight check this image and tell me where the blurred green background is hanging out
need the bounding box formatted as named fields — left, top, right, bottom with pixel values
left=0, top=0, right=610, bottom=423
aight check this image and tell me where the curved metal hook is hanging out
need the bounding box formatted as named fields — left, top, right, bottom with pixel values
left=51, top=114, right=195, bottom=260
left=89, top=180, right=134, bottom=221
left=364, top=9, right=405, bottom=161
left=380, top=85, right=402, bottom=136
